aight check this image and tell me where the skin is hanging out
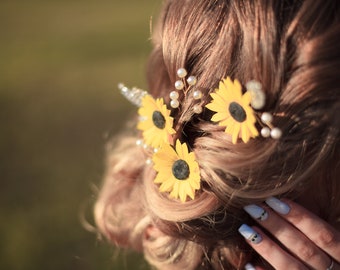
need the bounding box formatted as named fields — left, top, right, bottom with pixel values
left=245, top=199, right=340, bottom=270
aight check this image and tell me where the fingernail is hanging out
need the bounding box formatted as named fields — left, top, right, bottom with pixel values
left=238, top=224, right=262, bottom=244
left=265, top=197, right=290, bottom=215
left=245, top=263, right=256, bottom=270
left=244, top=204, right=268, bottom=221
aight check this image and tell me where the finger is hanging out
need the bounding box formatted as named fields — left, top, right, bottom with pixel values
left=238, top=224, right=308, bottom=270
left=244, top=203, right=332, bottom=269
left=267, top=197, right=340, bottom=262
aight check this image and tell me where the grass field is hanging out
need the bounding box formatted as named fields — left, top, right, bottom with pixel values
left=0, top=0, right=160, bottom=269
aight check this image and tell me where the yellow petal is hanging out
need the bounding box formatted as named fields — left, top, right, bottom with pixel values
left=247, top=121, right=259, bottom=137
left=219, top=116, right=233, bottom=128
left=175, top=140, right=183, bottom=158
left=189, top=175, right=200, bottom=190
left=211, top=112, right=228, bottom=122
left=242, top=91, right=252, bottom=105
left=159, top=179, right=175, bottom=192
left=233, top=79, right=243, bottom=97
left=177, top=141, right=189, bottom=160
left=179, top=183, right=187, bottom=203
left=218, top=79, right=227, bottom=92
left=241, top=124, right=250, bottom=143
left=211, top=92, right=228, bottom=107
left=153, top=146, right=177, bottom=165
left=170, top=181, right=180, bottom=199
left=231, top=123, right=241, bottom=144
left=187, top=152, right=197, bottom=164
left=185, top=182, right=195, bottom=200
left=137, top=120, right=152, bottom=130
left=154, top=173, right=168, bottom=184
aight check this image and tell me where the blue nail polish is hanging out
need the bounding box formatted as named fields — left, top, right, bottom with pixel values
left=238, top=224, right=262, bottom=244
left=244, top=204, right=268, bottom=221
left=245, top=263, right=256, bottom=270
left=265, top=197, right=290, bottom=215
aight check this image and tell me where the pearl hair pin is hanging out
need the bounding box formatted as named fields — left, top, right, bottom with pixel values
left=260, top=112, right=282, bottom=139
left=170, top=68, right=203, bottom=114
left=246, top=81, right=282, bottom=139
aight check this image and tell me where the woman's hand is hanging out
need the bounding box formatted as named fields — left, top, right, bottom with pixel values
left=239, top=197, right=340, bottom=270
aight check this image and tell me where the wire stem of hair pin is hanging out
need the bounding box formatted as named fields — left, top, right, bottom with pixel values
left=170, top=68, right=203, bottom=114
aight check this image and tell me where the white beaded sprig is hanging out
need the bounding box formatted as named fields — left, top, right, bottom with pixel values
left=118, top=83, right=148, bottom=107
left=246, top=80, right=282, bottom=140
left=136, top=138, right=157, bottom=165
left=260, top=112, right=282, bottom=139
left=170, top=68, right=203, bottom=114
left=246, top=80, right=266, bottom=110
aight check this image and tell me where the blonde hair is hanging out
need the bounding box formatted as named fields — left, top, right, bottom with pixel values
left=95, top=0, right=340, bottom=269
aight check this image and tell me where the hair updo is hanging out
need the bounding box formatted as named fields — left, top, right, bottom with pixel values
left=95, top=0, right=340, bottom=269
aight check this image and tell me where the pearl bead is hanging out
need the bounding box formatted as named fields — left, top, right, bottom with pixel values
left=271, top=128, right=282, bottom=139
left=187, top=76, right=197, bottom=86
left=261, top=112, right=273, bottom=123
left=177, top=68, right=187, bottom=78
left=120, top=86, right=128, bottom=94
left=261, top=127, right=271, bottom=138
left=246, top=80, right=262, bottom=91
left=193, top=90, right=202, bottom=100
left=246, top=80, right=265, bottom=109
left=170, top=99, right=180, bottom=108
left=146, top=158, right=152, bottom=165
left=175, top=80, right=184, bottom=90
left=169, top=91, right=179, bottom=100
left=250, top=89, right=266, bottom=109
left=153, top=148, right=159, bottom=153
left=193, top=104, right=203, bottom=114
left=136, top=139, right=143, bottom=146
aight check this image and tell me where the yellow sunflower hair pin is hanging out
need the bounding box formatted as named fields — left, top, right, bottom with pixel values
left=206, top=77, right=282, bottom=144
left=118, top=70, right=202, bottom=202
left=119, top=68, right=203, bottom=150
left=153, top=140, right=200, bottom=203
left=119, top=82, right=176, bottom=149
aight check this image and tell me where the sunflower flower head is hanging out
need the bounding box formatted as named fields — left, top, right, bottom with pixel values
left=137, top=95, right=176, bottom=149
left=206, top=77, right=259, bottom=144
left=152, top=140, right=201, bottom=203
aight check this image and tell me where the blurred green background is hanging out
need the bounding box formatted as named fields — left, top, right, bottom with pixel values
left=0, top=0, right=160, bottom=269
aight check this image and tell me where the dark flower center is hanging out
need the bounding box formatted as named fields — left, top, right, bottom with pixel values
left=152, top=111, right=166, bottom=129
left=229, top=102, right=246, bottom=122
left=172, top=159, right=190, bottom=180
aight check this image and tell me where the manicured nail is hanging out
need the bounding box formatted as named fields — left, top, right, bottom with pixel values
left=238, top=224, right=262, bottom=244
left=265, top=197, right=290, bottom=215
left=244, top=204, right=268, bottom=221
left=244, top=263, right=256, bottom=270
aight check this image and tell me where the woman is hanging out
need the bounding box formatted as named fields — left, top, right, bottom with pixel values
left=95, top=0, right=340, bottom=269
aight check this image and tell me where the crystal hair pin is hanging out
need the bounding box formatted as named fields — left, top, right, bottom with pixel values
left=118, top=83, right=148, bottom=107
